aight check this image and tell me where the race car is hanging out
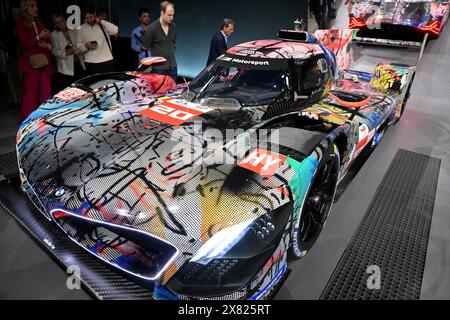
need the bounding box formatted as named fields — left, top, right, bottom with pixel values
left=348, top=0, right=450, bottom=38
left=16, top=29, right=416, bottom=300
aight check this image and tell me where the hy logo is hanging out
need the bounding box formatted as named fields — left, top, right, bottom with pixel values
left=238, top=149, right=286, bottom=178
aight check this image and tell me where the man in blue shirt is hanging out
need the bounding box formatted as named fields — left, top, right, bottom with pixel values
left=207, top=19, right=235, bottom=66
left=131, top=8, right=151, bottom=65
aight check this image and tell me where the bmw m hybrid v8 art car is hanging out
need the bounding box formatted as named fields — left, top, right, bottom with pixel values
left=16, top=29, right=417, bottom=300
left=348, top=0, right=450, bottom=38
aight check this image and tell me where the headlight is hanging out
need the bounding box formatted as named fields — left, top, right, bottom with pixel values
left=166, top=202, right=292, bottom=298
left=190, top=218, right=256, bottom=266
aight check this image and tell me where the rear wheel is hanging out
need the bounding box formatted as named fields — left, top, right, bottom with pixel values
left=289, top=145, right=340, bottom=260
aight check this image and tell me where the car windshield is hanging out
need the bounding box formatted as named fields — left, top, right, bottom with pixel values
left=187, top=60, right=289, bottom=107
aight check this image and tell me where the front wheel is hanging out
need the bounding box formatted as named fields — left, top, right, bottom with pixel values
left=289, top=145, right=340, bottom=260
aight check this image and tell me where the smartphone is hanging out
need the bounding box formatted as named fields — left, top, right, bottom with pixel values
left=90, top=41, right=98, bottom=45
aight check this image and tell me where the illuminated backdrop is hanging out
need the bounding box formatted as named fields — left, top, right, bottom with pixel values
left=22, top=0, right=307, bottom=78
left=111, top=0, right=307, bottom=78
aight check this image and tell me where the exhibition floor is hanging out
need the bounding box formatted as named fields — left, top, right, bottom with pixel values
left=1, top=4, right=450, bottom=300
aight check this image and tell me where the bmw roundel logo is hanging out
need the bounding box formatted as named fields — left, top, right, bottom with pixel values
left=54, top=188, right=65, bottom=198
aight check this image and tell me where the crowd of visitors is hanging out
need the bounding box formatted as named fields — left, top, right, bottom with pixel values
left=3, top=0, right=237, bottom=121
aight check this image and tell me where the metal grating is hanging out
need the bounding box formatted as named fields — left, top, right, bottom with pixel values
left=0, top=182, right=154, bottom=300
left=321, top=149, right=440, bottom=300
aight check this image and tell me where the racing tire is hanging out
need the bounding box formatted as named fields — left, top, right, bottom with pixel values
left=289, top=145, right=340, bottom=260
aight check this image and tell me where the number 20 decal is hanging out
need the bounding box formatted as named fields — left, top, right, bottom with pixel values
left=140, top=99, right=212, bottom=126
left=151, top=105, right=195, bottom=122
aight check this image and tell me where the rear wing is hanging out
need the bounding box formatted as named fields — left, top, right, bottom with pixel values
left=313, top=29, right=427, bottom=74
left=353, top=36, right=425, bottom=49
left=353, top=33, right=428, bottom=67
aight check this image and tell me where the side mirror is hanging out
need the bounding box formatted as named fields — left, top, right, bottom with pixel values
left=137, top=56, right=167, bottom=72
left=139, top=56, right=167, bottom=66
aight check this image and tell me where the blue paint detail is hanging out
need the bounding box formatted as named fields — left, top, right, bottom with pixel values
left=248, top=263, right=287, bottom=300
left=346, top=70, right=373, bottom=82
left=319, top=45, right=337, bottom=78
left=76, top=201, right=91, bottom=217
left=86, top=111, right=104, bottom=125
left=373, top=129, right=384, bottom=147
left=20, top=100, right=88, bottom=129
left=113, top=254, right=135, bottom=268
left=89, top=242, right=104, bottom=255
left=365, top=113, right=382, bottom=129
left=305, top=32, right=319, bottom=44
left=153, top=285, right=181, bottom=300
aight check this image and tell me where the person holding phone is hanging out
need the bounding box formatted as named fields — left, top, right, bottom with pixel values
left=51, top=14, right=86, bottom=93
left=76, top=6, right=118, bottom=76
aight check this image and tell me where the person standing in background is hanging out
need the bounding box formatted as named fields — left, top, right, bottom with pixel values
left=207, top=18, right=234, bottom=66
left=131, top=8, right=151, bottom=65
left=143, top=1, right=177, bottom=81
left=51, top=14, right=86, bottom=93
left=77, top=6, right=118, bottom=76
left=4, top=4, right=20, bottom=61
left=327, top=0, right=337, bottom=19
left=309, top=0, right=327, bottom=29
left=16, top=0, right=52, bottom=122
left=2, top=3, right=22, bottom=106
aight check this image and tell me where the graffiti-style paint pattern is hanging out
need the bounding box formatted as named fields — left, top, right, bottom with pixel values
left=17, top=30, right=416, bottom=300
left=348, top=0, right=450, bottom=37
left=314, top=29, right=357, bottom=71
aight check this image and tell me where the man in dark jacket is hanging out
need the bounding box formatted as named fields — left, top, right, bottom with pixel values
left=143, top=1, right=177, bottom=80
left=309, top=0, right=327, bottom=29
left=207, top=18, right=235, bottom=66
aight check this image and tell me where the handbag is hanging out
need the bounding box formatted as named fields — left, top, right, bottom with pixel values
left=29, top=53, right=49, bottom=69
left=29, top=21, right=49, bottom=69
